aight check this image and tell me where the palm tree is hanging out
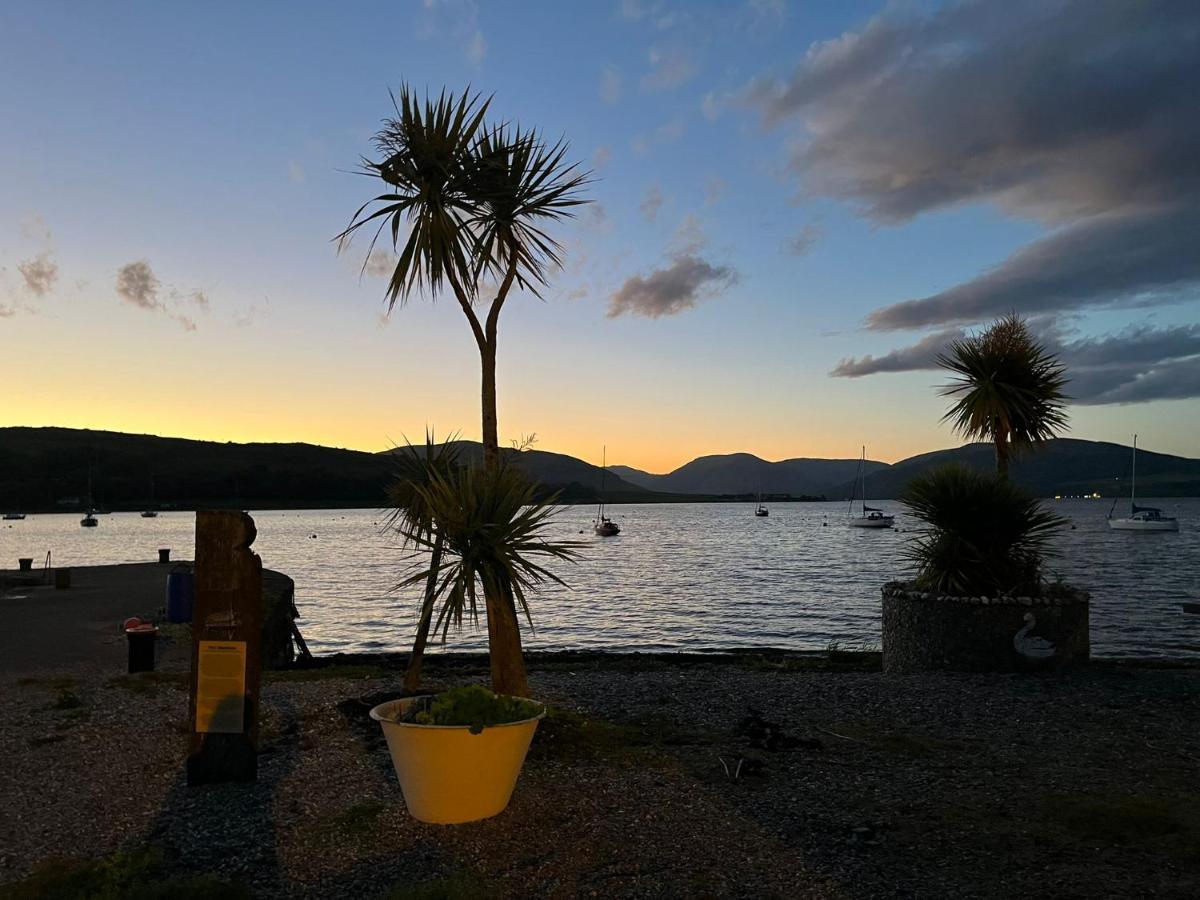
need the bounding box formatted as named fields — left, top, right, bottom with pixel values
left=385, top=433, right=461, bottom=693
left=339, top=86, right=589, bottom=695
left=938, top=314, right=1069, bottom=478
left=393, top=461, right=581, bottom=694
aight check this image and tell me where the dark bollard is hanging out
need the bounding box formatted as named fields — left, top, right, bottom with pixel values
left=126, top=624, right=158, bottom=673
left=158, top=548, right=171, bottom=564
left=54, top=568, right=71, bottom=589
left=18, top=558, right=32, bottom=571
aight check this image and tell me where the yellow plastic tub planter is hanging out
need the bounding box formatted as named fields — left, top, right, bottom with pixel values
left=369, top=688, right=546, bottom=824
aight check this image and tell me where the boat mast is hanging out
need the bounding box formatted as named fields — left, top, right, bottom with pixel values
left=1131, top=434, right=1137, bottom=514
left=598, top=446, right=607, bottom=521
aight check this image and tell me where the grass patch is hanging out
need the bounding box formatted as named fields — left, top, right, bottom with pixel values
left=0, top=846, right=250, bottom=900
left=105, top=672, right=188, bottom=695
left=266, top=664, right=392, bottom=683
left=530, top=706, right=718, bottom=765
left=323, top=800, right=388, bottom=838
left=16, top=676, right=77, bottom=690
left=1045, top=794, right=1192, bottom=846
left=386, top=873, right=490, bottom=900
left=50, top=689, right=84, bottom=711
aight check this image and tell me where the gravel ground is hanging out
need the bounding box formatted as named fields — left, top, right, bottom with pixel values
left=1, top=656, right=1197, bottom=898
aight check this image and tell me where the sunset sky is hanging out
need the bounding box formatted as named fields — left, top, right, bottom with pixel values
left=3, top=0, right=1197, bottom=473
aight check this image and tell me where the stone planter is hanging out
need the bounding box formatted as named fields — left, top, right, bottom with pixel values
left=881, top=581, right=1089, bottom=673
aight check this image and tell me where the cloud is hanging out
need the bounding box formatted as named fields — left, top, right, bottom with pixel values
left=592, top=145, right=613, bottom=168
left=116, top=261, right=161, bottom=310
left=670, top=213, right=706, bottom=255
left=642, top=46, right=696, bottom=89
left=0, top=304, right=14, bottom=318
left=631, top=115, right=686, bottom=154
left=701, top=91, right=726, bottom=122
left=866, top=205, right=1200, bottom=331
left=607, top=252, right=737, bottom=319
left=465, top=28, right=486, bottom=64
left=639, top=185, right=665, bottom=222
left=746, top=0, right=787, bottom=28
left=785, top=223, right=822, bottom=257
left=600, top=66, right=622, bottom=104
left=749, top=0, right=1200, bottom=330
left=830, top=322, right=1200, bottom=405
left=364, top=249, right=398, bottom=279
left=288, top=161, right=305, bottom=183
left=831, top=328, right=966, bottom=378
left=18, top=253, right=58, bottom=296
left=115, top=260, right=200, bottom=331
left=704, top=176, right=726, bottom=206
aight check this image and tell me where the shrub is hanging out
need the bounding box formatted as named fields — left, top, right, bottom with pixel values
left=407, top=685, right=543, bottom=734
left=901, top=464, right=1066, bottom=597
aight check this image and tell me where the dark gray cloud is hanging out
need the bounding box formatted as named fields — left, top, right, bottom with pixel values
left=115, top=260, right=197, bottom=331
left=751, top=0, right=1200, bottom=329
left=831, top=327, right=965, bottom=378
left=866, top=205, right=1200, bottom=330
left=116, top=260, right=161, bottom=310
left=18, top=253, right=58, bottom=296
left=830, top=322, right=1200, bottom=405
left=607, top=253, right=737, bottom=319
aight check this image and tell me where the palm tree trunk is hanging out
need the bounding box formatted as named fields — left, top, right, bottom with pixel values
left=485, top=590, right=529, bottom=696
left=402, top=536, right=443, bottom=693
left=480, top=342, right=499, bottom=468
left=477, top=335, right=528, bottom=695
left=994, top=432, right=1010, bottom=479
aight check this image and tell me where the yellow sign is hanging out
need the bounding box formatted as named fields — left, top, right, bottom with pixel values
left=195, top=640, right=247, bottom=734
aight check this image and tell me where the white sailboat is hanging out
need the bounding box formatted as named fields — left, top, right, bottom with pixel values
left=1108, top=435, right=1178, bottom=532
left=849, top=446, right=894, bottom=529
left=754, top=492, right=769, bottom=517
left=594, top=447, right=621, bottom=536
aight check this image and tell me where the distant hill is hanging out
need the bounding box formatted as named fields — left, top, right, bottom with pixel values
left=1, top=428, right=1195, bottom=512
left=831, top=439, right=1200, bottom=499
left=612, top=453, right=885, bottom=498
left=0, top=428, right=647, bottom=512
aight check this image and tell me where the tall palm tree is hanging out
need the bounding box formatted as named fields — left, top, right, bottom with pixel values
left=938, top=314, right=1069, bottom=478
left=339, top=86, right=589, bottom=695
left=385, top=433, right=461, bottom=693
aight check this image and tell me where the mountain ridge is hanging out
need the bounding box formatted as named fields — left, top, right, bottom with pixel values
left=1, top=427, right=1197, bottom=512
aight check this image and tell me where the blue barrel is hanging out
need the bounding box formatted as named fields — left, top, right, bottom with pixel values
left=165, top=571, right=195, bottom=623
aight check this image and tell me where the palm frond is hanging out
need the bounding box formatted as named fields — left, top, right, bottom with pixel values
left=937, top=314, right=1069, bottom=457
left=336, top=85, right=492, bottom=310
left=392, top=461, right=583, bottom=639
left=900, top=463, right=1066, bottom=596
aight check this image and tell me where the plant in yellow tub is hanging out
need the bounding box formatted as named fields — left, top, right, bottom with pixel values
left=370, top=686, right=546, bottom=824
left=380, top=458, right=580, bottom=824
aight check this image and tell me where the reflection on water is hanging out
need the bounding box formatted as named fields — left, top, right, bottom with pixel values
left=3, top=500, right=1198, bottom=658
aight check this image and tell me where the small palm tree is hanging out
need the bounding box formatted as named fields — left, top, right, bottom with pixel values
left=385, top=433, right=461, bottom=693
left=901, top=464, right=1066, bottom=596
left=339, top=86, right=589, bottom=696
left=393, top=461, right=581, bottom=695
left=938, top=314, right=1069, bottom=478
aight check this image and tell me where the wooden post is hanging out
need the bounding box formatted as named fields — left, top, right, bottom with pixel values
left=187, top=511, right=263, bottom=785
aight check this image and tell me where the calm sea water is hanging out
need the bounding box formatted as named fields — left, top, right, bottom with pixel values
left=3, top=500, right=1199, bottom=658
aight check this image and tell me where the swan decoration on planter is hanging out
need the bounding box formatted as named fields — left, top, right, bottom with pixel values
left=1013, top=612, right=1056, bottom=660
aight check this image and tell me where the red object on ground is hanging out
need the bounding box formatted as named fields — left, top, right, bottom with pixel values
left=123, top=617, right=157, bottom=634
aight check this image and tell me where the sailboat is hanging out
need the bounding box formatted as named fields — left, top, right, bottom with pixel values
left=1108, top=435, right=1178, bottom=532
left=81, top=466, right=99, bottom=527
left=849, top=446, right=894, bottom=528
left=754, top=492, right=769, bottom=517
left=594, top=446, right=621, bottom=537
left=141, top=474, right=159, bottom=517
